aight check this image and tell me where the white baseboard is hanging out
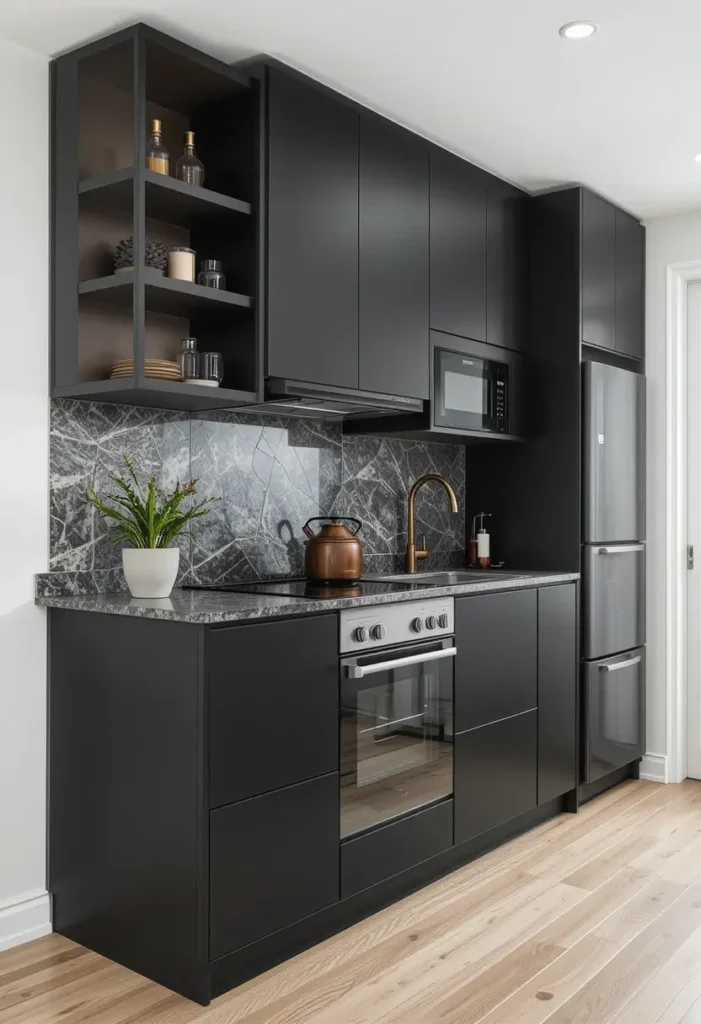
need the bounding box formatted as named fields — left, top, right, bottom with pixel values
left=639, top=752, right=668, bottom=783
left=0, top=889, right=51, bottom=952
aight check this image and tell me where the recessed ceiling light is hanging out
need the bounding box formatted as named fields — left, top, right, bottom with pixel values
left=559, top=21, right=598, bottom=39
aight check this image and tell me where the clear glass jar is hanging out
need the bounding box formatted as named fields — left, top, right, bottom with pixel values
left=201, top=351, right=224, bottom=385
left=197, top=259, right=226, bottom=289
left=178, top=338, right=200, bottom=381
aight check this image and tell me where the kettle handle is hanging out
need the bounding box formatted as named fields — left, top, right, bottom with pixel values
left=303, top=516, right=362, bottom=539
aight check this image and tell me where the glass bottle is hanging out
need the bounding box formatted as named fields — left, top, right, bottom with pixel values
left=197, top=259, right=225, bottom=289
left=146, top=119, right=169, bottom=175
left=176, top=131, right=205, bottom=187
left=201, top=351, right=224, bottom=386
left=178, top=338, right=200, bottom=381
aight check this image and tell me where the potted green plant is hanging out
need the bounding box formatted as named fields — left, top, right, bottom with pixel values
left=87, top=455, right=218, bottom=598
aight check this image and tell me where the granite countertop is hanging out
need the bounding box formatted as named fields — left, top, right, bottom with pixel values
left=35, top=571, right=579, bottom=624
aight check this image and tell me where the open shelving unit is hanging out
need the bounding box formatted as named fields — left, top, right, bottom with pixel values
left=52, top=23, right=261, bottom=411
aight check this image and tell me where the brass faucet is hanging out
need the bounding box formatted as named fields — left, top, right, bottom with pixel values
left=405, top=474, right=459, bottom=573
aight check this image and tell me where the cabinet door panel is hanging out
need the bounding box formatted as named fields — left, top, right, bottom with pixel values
left=454, top=711, right=537, bottom=844
left=581, top=190, right=616, bottom=352
left=209, top=614, right=338, bottom=808
left=210, top=774, right=339, bottom=959
left=267, top=69, right=359, bottom=388
left=615, top=209, right=644, bottom=360
left=430, top=148, right=487, bottom=342
left=487, top=177, right=529, bottom=352
left=455, top=589, right=537, bottom=732
left=538, top=584, right=577, bottom=804
left=359, top=116, right=429, bottom=399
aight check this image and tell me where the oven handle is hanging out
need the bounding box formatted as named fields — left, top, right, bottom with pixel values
left=344, top=646, right=457, bottom=679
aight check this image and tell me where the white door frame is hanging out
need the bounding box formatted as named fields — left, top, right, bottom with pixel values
left=664, top=259, right=701, bottom=783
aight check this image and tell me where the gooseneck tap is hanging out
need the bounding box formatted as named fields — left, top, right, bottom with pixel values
left=405, top=474, right=459, bottom=573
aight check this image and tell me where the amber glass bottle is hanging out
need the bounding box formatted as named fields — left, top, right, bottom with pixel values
left=146, top=119, right=169, bottom=175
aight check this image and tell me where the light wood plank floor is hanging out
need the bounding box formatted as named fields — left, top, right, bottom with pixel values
left=5, top=779, right=701, bottom=1024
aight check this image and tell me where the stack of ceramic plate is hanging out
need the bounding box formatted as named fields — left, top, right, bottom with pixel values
left=110, top=359, right=182, bottom=381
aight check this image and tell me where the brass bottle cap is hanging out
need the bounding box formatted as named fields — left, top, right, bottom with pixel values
left=151, top=118, right=162, bottom=134
left=184, top=130, right=195, bottom=146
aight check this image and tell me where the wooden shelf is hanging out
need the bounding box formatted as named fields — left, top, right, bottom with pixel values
left=52, top=379, right=258, bottom=412
left=79, top=271, right=253, bottom=317
left=79, top=168, right=251, bottom=225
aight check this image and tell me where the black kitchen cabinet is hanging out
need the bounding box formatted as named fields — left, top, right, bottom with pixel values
left=359, top=115, right=429, bottom=399
left=210, top=773, right=339, bottom=959
left=581, top=188, right=644, bottom=359
left=430, top=148, right=487, bottom=343
left=581, top=190, right=616, bottom=353
left=267, top=69, right=359, bottom=388
left=455, top=589, right=537, bottom=732
left=209, top=613, right=338, bottom=808
left=454, top=710, right=537, bottom=844
left=538, top=584, right=577, bottom=804
left=487, top=177, right=529, bottom=353
left=615, top=208, right=645, bottom=361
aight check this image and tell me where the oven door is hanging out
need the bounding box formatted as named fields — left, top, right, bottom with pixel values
left=433, top=347, right=507, bottom=433
left=340, top=637, right=455, bottom=840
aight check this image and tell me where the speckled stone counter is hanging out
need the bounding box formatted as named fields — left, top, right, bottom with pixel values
left=36, top=571, right=579, bottom=624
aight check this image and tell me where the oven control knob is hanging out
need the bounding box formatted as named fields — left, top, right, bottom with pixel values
left=438, top=613, right=449, bottom=629
left=354, top=626, right=369, bottom=643
left=411, top=617, right=424, bottom=633
left=425, top=615, right=437, bottom=630
left=371, top=623, right=386, bottom=641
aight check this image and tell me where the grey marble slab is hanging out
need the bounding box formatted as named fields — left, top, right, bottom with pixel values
left=48, top=400, right=467, bottom=594
left=36, top=573, right=580, bottom=624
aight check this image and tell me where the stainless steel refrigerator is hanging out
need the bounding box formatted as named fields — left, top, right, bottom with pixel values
left=582, top=362, right=646, bottom=783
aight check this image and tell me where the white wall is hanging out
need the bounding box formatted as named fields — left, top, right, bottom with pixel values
left=0, top=38, right=50, bottom=950
left=645, top=211, right=701, bottom=774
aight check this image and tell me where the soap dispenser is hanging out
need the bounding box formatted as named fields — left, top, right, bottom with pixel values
left=476, top=512, right=492, bottom=569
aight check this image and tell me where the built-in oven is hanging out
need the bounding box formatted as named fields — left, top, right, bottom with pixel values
left=433, top=344, right=509, bottom=434
left=339, top=600, right=455, bottom=841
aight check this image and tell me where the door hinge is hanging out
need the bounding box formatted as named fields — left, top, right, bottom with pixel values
left=689, top=545, right=695, bottom=570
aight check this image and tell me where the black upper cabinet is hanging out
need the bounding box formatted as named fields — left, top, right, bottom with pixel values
left=430, top=149, right=487, bottom=344
left=455, top=589, right=537, bottom=732
left=615, top=208, right=645, bottom=361
left=266, top=69, right=359, bottom=388
left=537, top=584, right=577, bottom=804
left=487, top=178, right=529, bottom=353
left=359, top=116, right=429, bottom=399
left=581, top=190, right=616, bottom=353
left=581, top=188, right=645, bottom=359
left=209, top=613, right=339, bottom=808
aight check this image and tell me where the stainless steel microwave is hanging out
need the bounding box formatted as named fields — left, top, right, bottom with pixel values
left=433, top=346, right=509, bottom=434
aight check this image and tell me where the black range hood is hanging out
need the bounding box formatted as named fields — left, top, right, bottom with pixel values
left=247, top=378, right=425, bottom=419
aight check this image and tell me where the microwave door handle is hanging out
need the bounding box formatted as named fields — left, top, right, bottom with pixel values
left=345, top=647, right=457, bottom=679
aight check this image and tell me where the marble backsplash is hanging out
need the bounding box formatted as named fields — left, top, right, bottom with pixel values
left=45, top=399, right=466, bottom=595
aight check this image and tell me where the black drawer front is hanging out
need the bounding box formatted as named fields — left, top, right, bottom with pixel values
left=210, top=774, right=339, bottom=960
left=341, top=799, right=453, bottom=899
left=208, top=614, right=339, bottom=808
left=454, top=710, right=537, bottom=845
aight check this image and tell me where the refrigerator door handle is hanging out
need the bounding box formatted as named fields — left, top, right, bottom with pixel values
left=600, top=656, right=642, bottom=673
left=598, top=544, right=645, bottom=555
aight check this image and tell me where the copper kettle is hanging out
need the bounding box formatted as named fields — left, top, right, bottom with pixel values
left=303, top=517, right=363, bottom=583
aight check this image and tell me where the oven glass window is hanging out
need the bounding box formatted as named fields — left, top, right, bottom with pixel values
left=340, top=652, right=453, bottom=839
left=444, top=370, right=487, bottom=415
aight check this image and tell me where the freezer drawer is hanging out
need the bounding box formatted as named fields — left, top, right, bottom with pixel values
left=583, top=361, right=645, bottom=544
left=584, top=543, right=645, bottom=659
left=584, top=648, right=645, bottom=783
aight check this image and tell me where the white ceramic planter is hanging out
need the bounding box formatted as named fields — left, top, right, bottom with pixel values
left=122, top=547, right=180, bottom=599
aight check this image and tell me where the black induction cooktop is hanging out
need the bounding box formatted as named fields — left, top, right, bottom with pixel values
left=184, top=578, right=429, bottom=599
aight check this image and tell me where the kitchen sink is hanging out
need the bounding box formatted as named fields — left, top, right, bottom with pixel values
left=370, top=570, right=530, bottom=586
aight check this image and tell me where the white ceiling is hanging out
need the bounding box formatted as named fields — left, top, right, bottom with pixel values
left=2, top=0, right=700, bottom=218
